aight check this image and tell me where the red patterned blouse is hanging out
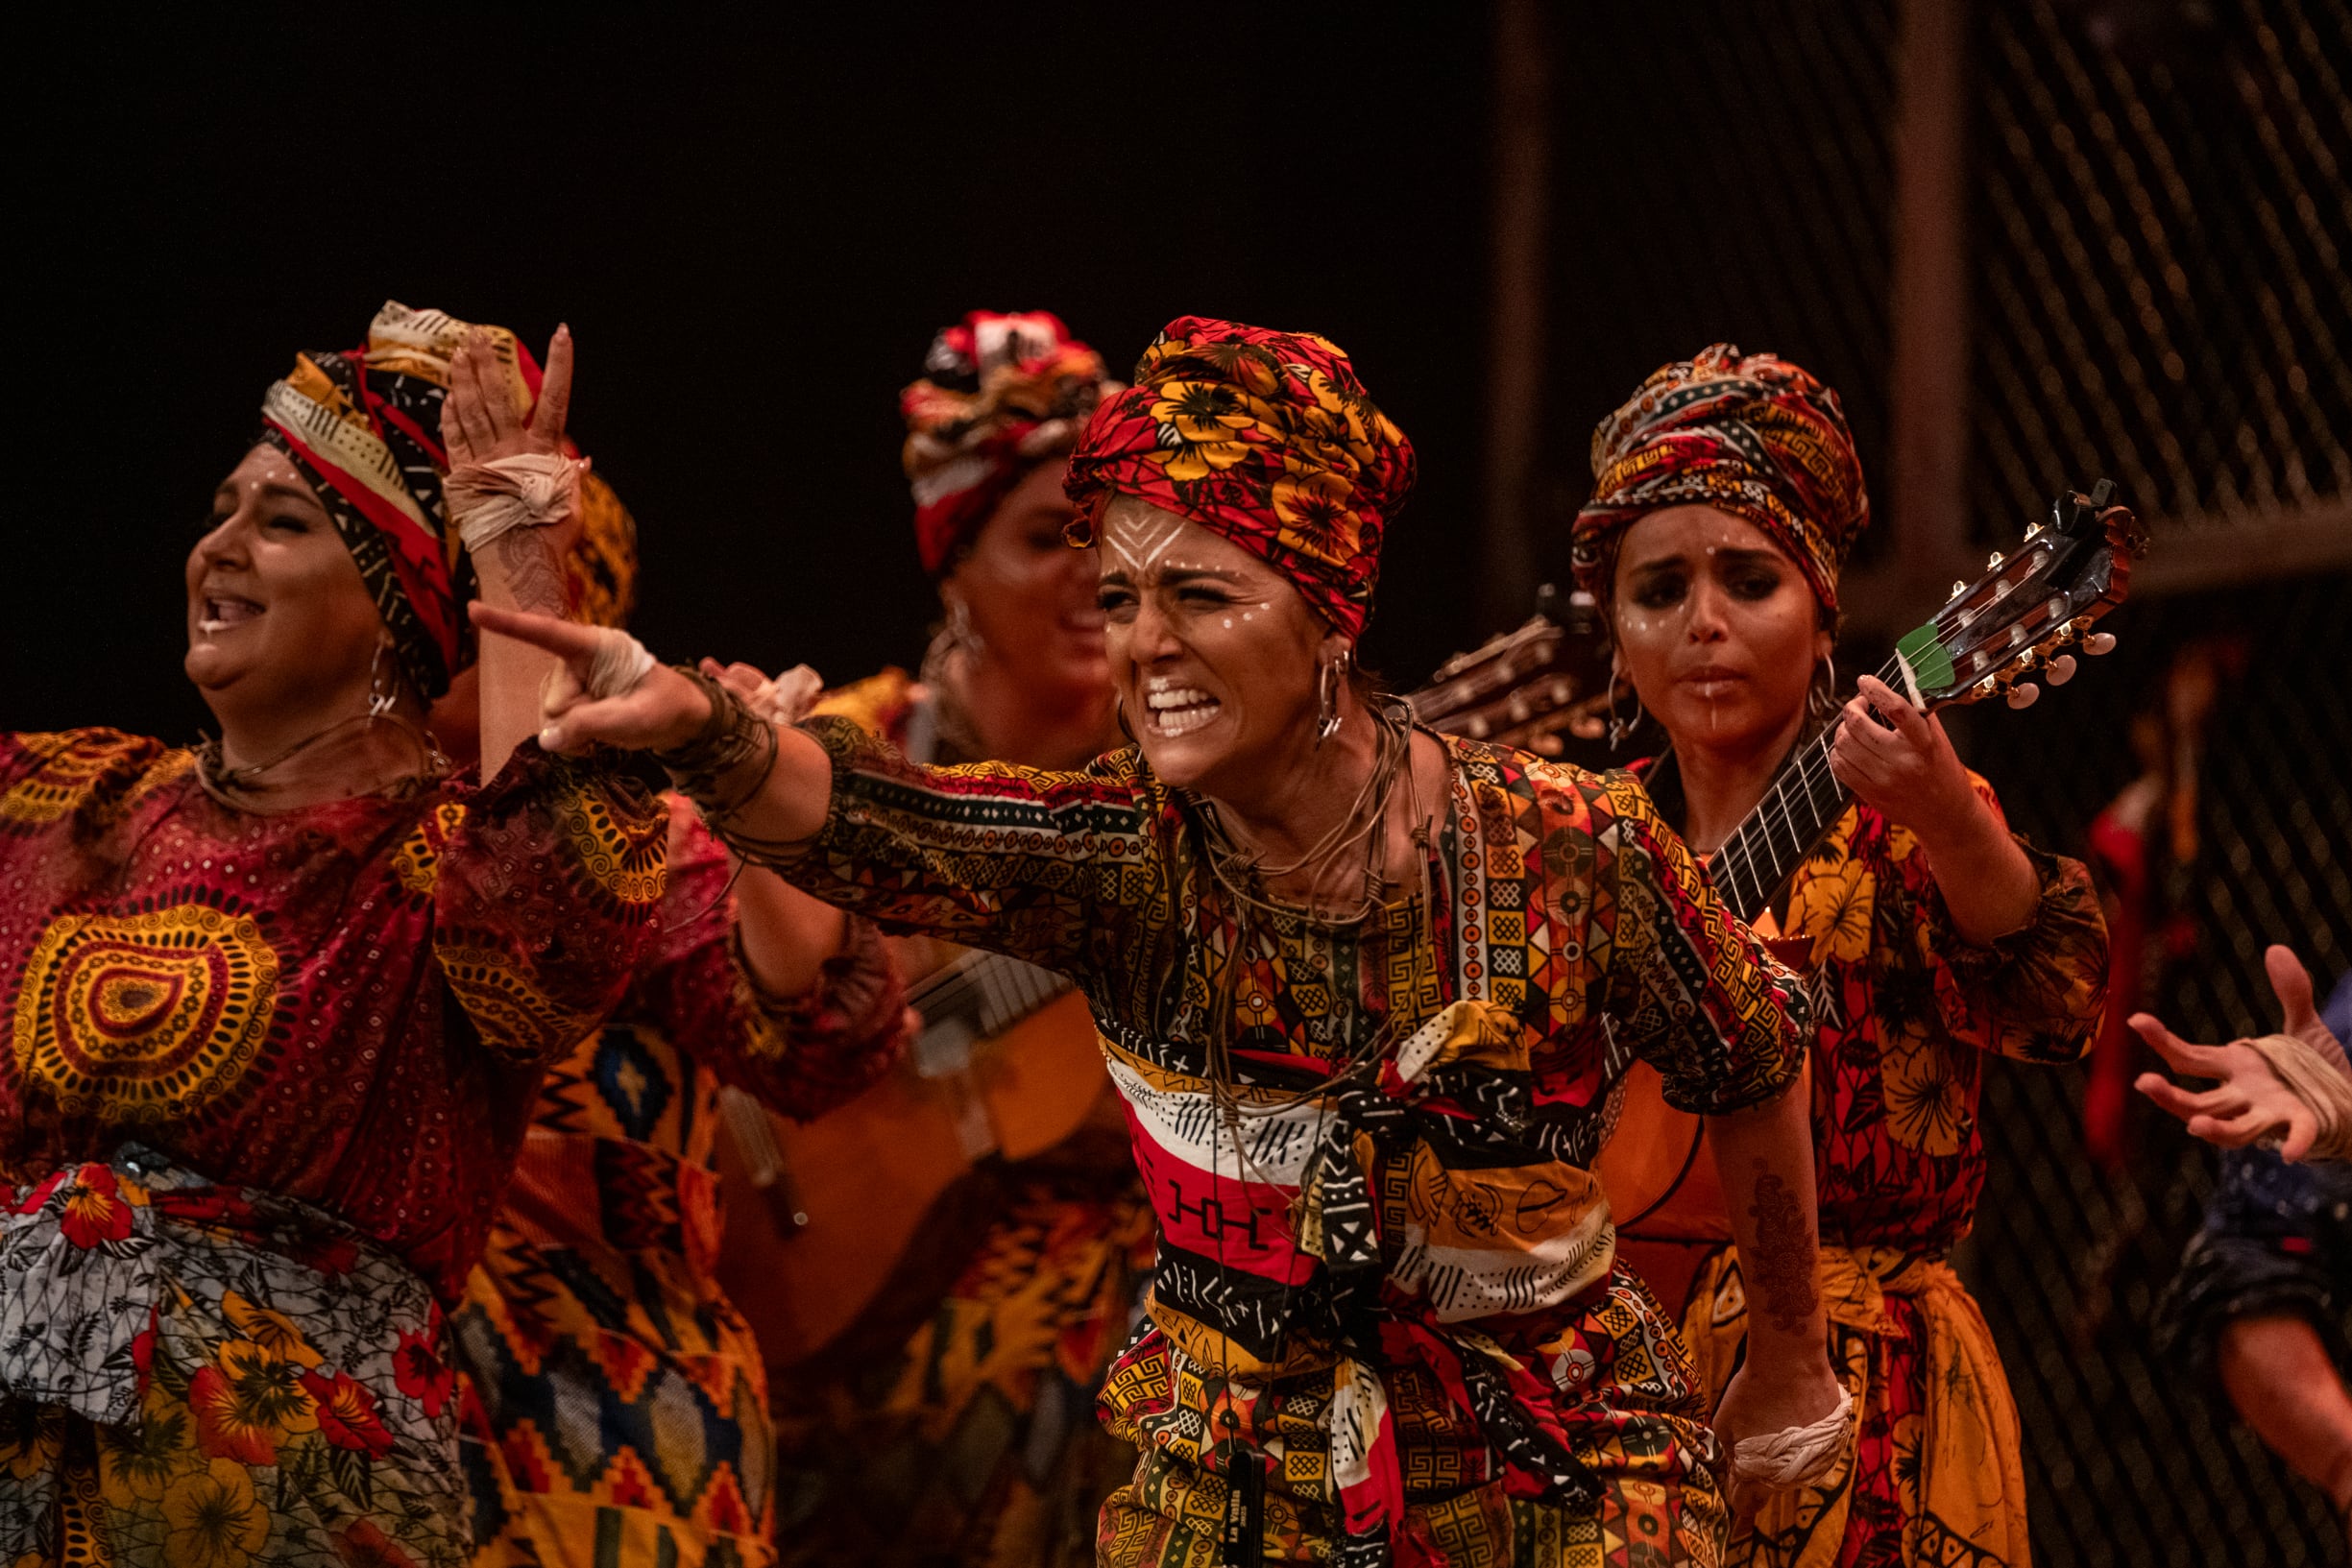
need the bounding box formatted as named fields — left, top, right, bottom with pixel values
left=0, top=728, right=667, bottom=1301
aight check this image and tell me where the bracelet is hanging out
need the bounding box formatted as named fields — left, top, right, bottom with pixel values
left=651, top=667, right=778, bottom=821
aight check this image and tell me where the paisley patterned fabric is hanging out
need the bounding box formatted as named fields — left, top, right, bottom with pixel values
left=0, top=1149, right=467, bottom=1567
left=0, top=728, right=666, bottom=1302
left=453, top=797, right=909, bottom=1568
left=768, top=717, right=1813, bottom=1564
left=1062, top=317, right=1415, bottom=639
left=1572, top=345, right=1869, bottom=614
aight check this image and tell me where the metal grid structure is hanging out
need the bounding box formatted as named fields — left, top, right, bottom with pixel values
left=1972, top=0, right=2352, bottom=555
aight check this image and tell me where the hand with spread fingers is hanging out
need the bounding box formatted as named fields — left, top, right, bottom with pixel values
left=442, top=326, right=585, bottom=565
left=2132, top=945, right=2351, bottom=1160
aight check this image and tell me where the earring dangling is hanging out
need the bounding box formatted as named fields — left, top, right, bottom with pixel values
left=1606, top=675, right=1645, bottom=751
left=367, top=642, right=398, bottom=719
left=1807, top=652, right=1838, bottom=727
left=1314, top=648, right=1351, bottom=746
left=943, top=595, right=982, bottom=658
left=1114, top=690, right=1137, bottom=746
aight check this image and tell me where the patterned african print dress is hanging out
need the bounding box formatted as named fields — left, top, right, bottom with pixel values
left=1666, top=771, right=2106, bottom=1568
left=453, top=795, right=909, bottom=1568
left=0, top=728, right=667, bottom=1568
left=768, top=717, right=1812, bottom=1567
left=770, top=670, right=1157, bottom=1568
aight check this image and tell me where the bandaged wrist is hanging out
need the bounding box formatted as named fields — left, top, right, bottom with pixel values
left=1732, top=1383, right=1854, bottom=1491
left=582, top=627, right=657, bottom=701
left=449, top=452, right=584, bottom=552
left=2243, top=1031, right=2352, bottom=1161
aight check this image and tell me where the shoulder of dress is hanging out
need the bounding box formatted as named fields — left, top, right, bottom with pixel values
left=1, top=728, right=186, bottom=831
left=810, top=666, right=918, bottom=742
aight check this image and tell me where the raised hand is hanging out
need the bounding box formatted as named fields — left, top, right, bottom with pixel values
left=469, top=603, right=709, bottom=755
left=443, top=326, right=573, bottom=471
left=2131, top=945, right=2349, bottom=1159
left=1827, top=675, right=1978, bottom=836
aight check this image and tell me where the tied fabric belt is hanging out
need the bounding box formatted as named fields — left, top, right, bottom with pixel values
left=1105, top=1000, right=1612, bottom=1562
left=499, top=1128, right=723, bottom=1279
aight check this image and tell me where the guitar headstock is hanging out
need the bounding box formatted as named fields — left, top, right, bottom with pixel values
left=1410, top=586, right=1612, bottom=755
left=1891, top=480, right=2146, bottom=713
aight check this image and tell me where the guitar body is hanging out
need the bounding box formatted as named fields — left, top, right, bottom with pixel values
left=715, top=959, right=1110, bottom=1370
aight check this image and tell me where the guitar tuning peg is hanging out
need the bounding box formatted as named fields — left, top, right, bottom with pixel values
left=1987, top=551, right=2005, bottom=570
left=2045, top=653, right=2077, bottom=686
left=2085, top=632, right=2118, bottom=656
left=2006, top=682, right=2041, bottom=711
left=1949, top=580, right=1968, bottom=599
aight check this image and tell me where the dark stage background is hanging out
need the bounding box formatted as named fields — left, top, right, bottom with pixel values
left=11, top=4, right=2352, bottom=1563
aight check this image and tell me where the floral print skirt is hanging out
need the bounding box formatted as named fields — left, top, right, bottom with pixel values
left=0, top=1148, right=467, bottom=1567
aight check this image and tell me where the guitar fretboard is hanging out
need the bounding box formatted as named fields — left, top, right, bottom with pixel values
left=1705, top=652, right=1910, bottom=923
left=910, top=950, right=1074, bottom=1046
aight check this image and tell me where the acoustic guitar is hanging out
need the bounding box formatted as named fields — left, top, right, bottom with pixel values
left=715, top=936, right=1112, bottom=1368
left=1416, top=484, right=2146, bottom=1312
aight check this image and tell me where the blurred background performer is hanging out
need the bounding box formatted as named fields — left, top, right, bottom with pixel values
left=2140, top=951, right=2352, bottom=1529
left=436, top=474, right=914, bottom=1567
left=475, top=316, right=1846, bottom=1566
left=751, top=310, right=1152, bottom=1568
left=1569, top=346, right=2109, bottom=1567
left=0, top=304, right=667, bottom=1565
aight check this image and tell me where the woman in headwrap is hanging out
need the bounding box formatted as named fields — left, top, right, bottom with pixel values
left=431, top=475, right=914, bottom=1568
left=759, top=310, right=1153, bottom=1568
left=480, top=316, right=1843, bottom=1565
left=1570, top=344, right=2110, bottom=1566
left=0, top=302, right=668, bottom=1565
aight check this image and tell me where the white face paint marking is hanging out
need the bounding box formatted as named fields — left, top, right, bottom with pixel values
left=1104, top=513, right=1188, bottom=577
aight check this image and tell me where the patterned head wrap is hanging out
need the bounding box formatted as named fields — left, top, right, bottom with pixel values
left=1573, top=343, right=1869, bottom=613
left=257, top=301, right=543, bottom=700
left=901, top=311, right=1110, bottom=578
left=1062, top=317, right=1415, bottom=639
left=567, top=470, right=639, bottom=631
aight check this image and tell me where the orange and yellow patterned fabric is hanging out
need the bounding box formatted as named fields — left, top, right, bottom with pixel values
left=774, top=668, right=1156, bottom=1568
left=455, top=796, right=909, bottom=1568
left=1667, top=773, right=2105, bottom=1567
left=773, top=717, right=1812, bottom=1565
left=1061, top=317, right=1415, bottom=639
left=1572, top=344, right=1870, bottom=615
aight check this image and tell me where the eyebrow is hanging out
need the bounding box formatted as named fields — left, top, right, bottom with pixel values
left=1160, top=566, right=1247, bottom=585
left=1626, top=546, right=1784, bottom=572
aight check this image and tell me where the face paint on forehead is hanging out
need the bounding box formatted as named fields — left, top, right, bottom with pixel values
left=1101, top=508, right=1189, bottom=578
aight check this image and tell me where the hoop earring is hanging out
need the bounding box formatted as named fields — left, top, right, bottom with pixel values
left=1315, top=648, right=1352, bottom=746
left=942, top=595, right=982, bottom=658
left=1806, top=652, right=1838, bottom=727
left=1114, top=690, right=1138, bottom=747
left=1606, top=674, right=1646, bottom=751
left=367, top=642, right=398, bottom=719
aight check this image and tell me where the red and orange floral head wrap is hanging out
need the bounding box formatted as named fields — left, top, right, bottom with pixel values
left=258, top=301, right=545, bottom=700
left=1062, top=317, right=1415, bottom=640
left=901, top=310, right=1110, bottom=578
left=1572, top=343, right=1869, bottom=613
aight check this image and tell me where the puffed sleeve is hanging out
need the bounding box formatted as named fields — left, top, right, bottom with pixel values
left=430, top=743, right=668, bottom=1066
left=764, top=715, right=1164, bottom=981
left=1896, top=773, right=2108, bottom=1063
left=623, top=795, right=909, bottom=1122
left=1590, top=769, right=1812, bottom=1115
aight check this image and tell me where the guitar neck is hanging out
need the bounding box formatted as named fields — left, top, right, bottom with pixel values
left=909, top=950, right=1074, bottom=1046
left=1706, top=652, right=1909, bottom=923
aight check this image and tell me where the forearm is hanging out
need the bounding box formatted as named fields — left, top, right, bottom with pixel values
left=2219, top=1315, right=2352, bottom=1509
left=472, top=531, right=568, bottom=778
left=733, top=863, right=849, bottom=999
left=1707, top=1076, right=1828, bottom=1369
left=1918, top=797, right=2041, bottom=946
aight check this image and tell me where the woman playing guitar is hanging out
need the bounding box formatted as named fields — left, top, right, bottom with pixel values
left=1571, top=346, right=2110, bottom=1566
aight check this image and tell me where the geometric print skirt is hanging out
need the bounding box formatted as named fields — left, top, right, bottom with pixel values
left=0, top=1146, right=467, bottom=1568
